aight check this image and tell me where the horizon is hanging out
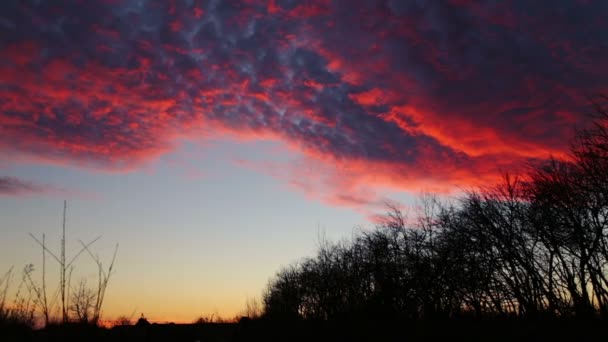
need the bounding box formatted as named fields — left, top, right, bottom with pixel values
left=2, top=0, right=608, bottom=324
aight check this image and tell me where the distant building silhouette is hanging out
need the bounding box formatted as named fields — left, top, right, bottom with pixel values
left=135, top=313, right=150, bottom=327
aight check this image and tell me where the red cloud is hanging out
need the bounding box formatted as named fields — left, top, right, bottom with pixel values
left=1, top=0, right=607, bottom=212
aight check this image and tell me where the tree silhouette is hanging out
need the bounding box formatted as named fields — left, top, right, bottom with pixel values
left=70, top=280, right=96, bottom=324
left=262, top=100, right=608, bottom=321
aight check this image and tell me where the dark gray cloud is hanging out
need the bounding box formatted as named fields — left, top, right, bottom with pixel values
left=1, top=0, right=607, bottom=187
left=0, top=176, right=46, bottom=196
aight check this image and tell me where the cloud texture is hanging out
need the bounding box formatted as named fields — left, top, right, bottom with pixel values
left=1, top=0, right=607, bottom=206
left=0, top=176, right=46, bottom=196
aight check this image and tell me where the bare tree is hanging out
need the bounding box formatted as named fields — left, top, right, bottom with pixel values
left=27, top=201, right=118, bottom=326
left=70, top=280, right=95, bottom=324
left=260, top=98, right=608, bottom=321
left=78, top=240, right=119, bottom=324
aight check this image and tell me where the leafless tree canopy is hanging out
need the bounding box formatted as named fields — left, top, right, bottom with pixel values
left=263, top=100, right=608, bottom=320
left=70, top=280, right=96, bottom=324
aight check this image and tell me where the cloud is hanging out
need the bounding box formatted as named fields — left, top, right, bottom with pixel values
left=0, top=176, right=46, bottom=196
left=0, top=175, right=95, bottom=199
left=1, top=0, right=607, bottom=209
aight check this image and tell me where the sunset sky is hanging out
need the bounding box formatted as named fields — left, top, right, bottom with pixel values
left=1, top=0, right=607, bottom=323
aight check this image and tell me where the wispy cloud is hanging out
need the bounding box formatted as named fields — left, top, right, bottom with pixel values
left=0, top=176, right=46, bottom=196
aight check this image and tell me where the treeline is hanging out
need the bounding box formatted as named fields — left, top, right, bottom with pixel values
left=262, top=99, right=608, bottom=321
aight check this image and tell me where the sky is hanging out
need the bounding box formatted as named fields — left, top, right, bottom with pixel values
left=1, top=0, right=608, bottom=323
